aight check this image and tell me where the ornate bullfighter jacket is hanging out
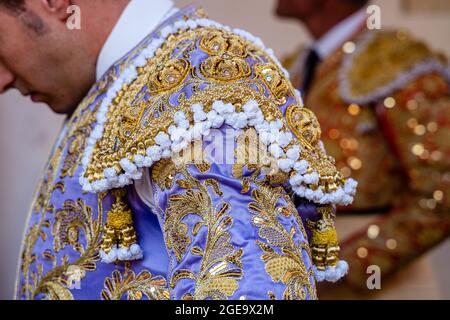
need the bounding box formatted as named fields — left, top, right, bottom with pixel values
left=15, top=6, right=356, bottom=300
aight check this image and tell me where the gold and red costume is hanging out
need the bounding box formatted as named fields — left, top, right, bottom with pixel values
left=285, top=29, right=450, bottom=297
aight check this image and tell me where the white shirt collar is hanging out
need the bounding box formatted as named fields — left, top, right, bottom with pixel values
left=313, top=9, right=366, bottom=60
left=96, top=0, right=175, bottom=80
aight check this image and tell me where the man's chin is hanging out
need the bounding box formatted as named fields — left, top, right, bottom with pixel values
left=46, top=100, right=78, bottom=115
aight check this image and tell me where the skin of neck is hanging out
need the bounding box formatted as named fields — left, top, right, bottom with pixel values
left=77, top=0, right=130, bottom=74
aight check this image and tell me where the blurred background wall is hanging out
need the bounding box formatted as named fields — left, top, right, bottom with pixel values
left=1, top=0, right=449, bottom=299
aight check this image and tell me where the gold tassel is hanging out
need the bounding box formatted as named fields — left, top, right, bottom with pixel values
left=307, top=205, right=340, bottom=271
left=100, top=188, right=143, bottom=263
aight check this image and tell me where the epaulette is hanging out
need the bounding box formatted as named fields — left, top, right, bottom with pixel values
left=340, top=30, right=450, bottom=104
left=79, top=18, right=357, bottom=207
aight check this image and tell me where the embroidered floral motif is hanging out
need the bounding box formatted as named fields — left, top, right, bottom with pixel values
left=101, top=267, right=170, bottom=300
left=27, top=196, right=105, bottom=300
left=248, top=179, right=317, bottom=300
left=164, top=164, right=244, bottom=299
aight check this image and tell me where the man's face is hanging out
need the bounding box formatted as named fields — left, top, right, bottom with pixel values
left=276, top=0, right=325, bottom=20
left=0, top=1, right=96, bottom=114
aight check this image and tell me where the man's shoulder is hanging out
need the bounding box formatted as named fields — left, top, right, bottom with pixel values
left=79, top=17, right=299, bottom=193
left=77, top=16, right=356, bottom=207
left=340, top=29, right=450, bottom=104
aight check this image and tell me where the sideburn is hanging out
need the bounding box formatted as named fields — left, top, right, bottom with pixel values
left=19, top=9, right=47, bottom=35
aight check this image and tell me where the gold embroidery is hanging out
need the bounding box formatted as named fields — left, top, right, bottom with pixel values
left=61, top=100, right=102, bottom=178
left=100, top=189, right=139, bottom=254
left=199, top=30, right=251, bottom=82
left=151, top=158, right=178, bottom=191
left=345, top=31, right=447, bottom=99
left=83, top=26, right=299, bottom=183
left=145, top=58, right=191, bottom=95
left=287, top=104, right=343, bottom=193
left=233, top=128, right=290, bottom=190
left=254, top=63, right=289, bottom=105
left=233, top=128, right=267, bottom=178
left=20, top=195, right=105, bottom=300
left=19, top=137, right=68, bottom=299
left=286, top=105, right=322, bottom=146
left=307, top=205, right=340, bottom=271
left=249, top=180, right=317, bottom=300
left=16, top=31, right=158, bottom=299
left=164, top=164, right=243, bottom=299
left=101, top=268, right=170, bottom=300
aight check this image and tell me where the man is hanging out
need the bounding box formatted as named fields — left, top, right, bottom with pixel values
left=1, top=0, right=356, bottom=300
left=277, top=0, right=450, bottom=298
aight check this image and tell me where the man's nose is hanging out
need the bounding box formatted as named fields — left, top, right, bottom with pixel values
left=0, top=65, right=15, bottom=94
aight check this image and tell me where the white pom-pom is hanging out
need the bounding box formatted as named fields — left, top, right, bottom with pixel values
left=104, top=167, right=117, bottom=179
left=206, top=110, right=225, bottom=128
left=242, top=100, right=259, bottom=116
left=303, top=172, right=319, bottom=185
left=130, top=244, right=143, bottom=259
left=268, top=143, right=284, bottom=159
left=146, top=145, right=162, bottom=162
left=142, top=157, right=153, bottom=167
left=162, top=149, right=172, bottom=159
left=234, top=113, right=248, bottom=129
left=120, top=158, right=138, bottom=174
left=286, top=146, right=301, bottom=161
left=134, top=155, right=145, bottom=167
left=248, top=111, right=265, bottom=127
left=118, top=175, right=129, bottom=186
left=100, top=246, right=118, bottom=263
left=155, top=132, right=171, bottom=149
left=174, top=111, right=189, bottom=129
left=277, top=158, right=295, bottom=172
left=314, top=260, right=349, bottom=283
left=170, top=127, right=187, bottom=144
left=171, top=140, right=188, bottom=153
left=259, top=131, right=271, bottom=146
left=294, top=160, right=309, bottom=174
left=277, top=131, right=293, bottom=148
left=344, top=178, right=358, bottom=195
left=117, top=245, right=143, bottom=261
left=192, top=103, right=207, bottom=122
left=289, top=173, right=304, bottom=186
left=269, top=119, right=283, bottom=131
left=118, top=247, right=132, bottom=261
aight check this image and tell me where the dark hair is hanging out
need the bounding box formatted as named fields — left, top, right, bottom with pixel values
left=0, top=0, right=25, bottom=15
left=348, top=0, right=370, bottom=8
left=1, top=0, right=46, bottom=34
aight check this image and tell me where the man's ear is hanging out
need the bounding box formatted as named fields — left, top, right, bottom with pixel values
left=39, top=0, right=72, bottom=21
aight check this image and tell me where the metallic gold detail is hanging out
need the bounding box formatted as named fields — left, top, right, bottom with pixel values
left=199, top=29, right=251, bottom=82
left=147, top=58, right=191, bottom=95
left=101, top=268, right=170, bottom=300
left=345, top=31, right=448, bottom=99
left=151, top=158, right=178, bottom=191
left=101, top=189, right=139, bottom=253
left=286, top=105, right=322, bottom=146
left=249, top=180, right=317, bottom=300
left=166, top=165, right=243, bottom=299
left=20, top=195, right=106, bottom=300
left=83, top=26, right=299, bottom=183
left=254, top=63, right=289, bottom=105
left=307, top=205, right=340, bottom=270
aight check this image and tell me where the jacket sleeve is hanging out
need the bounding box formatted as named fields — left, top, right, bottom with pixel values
left=150, top=157, right=319, bottom=300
